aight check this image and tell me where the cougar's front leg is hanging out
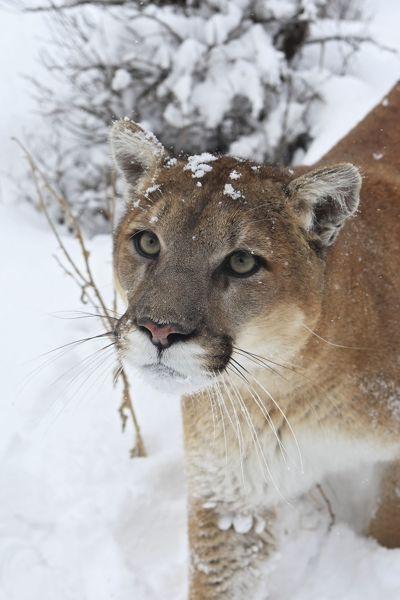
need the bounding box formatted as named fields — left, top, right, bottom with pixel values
left=368, top=459, right=400, bottom=549
left=187, top=499, right=275, bottom=600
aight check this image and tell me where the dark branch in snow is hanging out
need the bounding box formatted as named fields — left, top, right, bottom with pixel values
left=306, top=35, right=397, bottom=53
left=16, top=0, right=190, bottom=9
left=274, top=18, right=310, bottom=61
left=316, top=484, right=336, bottom=531
left=21, top=0, right=131, bottom=11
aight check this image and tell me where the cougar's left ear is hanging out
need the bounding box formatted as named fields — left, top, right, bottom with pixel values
left=286, top=163, right=361, bottom=247
left=110, top=119, right=165, bottom=191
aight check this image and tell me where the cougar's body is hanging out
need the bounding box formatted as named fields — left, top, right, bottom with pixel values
left=111, top=83, right=400, bottom=598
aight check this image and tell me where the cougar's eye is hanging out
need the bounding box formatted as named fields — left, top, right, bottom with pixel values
left=226, top=250, right=260, bottom=277
left=133, top=230, right=160, bottom=258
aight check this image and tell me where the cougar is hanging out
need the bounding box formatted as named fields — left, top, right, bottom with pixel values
left=110, top=82, right=400, bottom=599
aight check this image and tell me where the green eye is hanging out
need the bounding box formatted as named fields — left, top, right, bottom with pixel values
left=133, top=231, right=160, bottom=258
left=226, top=250, right=260, bottom=277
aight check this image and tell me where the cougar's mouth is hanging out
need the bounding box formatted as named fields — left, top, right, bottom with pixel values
left=142, top=362, right=185, bottom=380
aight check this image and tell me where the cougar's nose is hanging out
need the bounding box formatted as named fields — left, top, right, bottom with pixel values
left=137, top=318, right=194, bottom=349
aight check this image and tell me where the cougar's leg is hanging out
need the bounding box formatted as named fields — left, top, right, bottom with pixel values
left=368, top=460, right=400, bottom=548
left=187, top=501, right=275, bottom=600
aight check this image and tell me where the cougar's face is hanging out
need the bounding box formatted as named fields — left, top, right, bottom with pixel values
left=111, top=120, right=360, bottom=394
left=113, top=161, right=322, bottom=394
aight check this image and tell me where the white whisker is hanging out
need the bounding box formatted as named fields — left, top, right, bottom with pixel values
left=220, top=373, right=247, bottom=488
left=302, top=323, right=365, bottom=350
left=212, top=377, right=228, bottom=467
left=226, top=372, right=289, bottom=504
left=205, top=386, right=218, bottom=441
left=238, top=373, right=289, bottom=467
left=248, top=371, right=304, bottom=474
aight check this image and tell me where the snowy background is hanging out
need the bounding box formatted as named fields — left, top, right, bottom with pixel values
left=1, top=1, right=400, bottom=599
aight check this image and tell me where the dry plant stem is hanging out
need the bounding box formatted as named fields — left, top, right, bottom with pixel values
left=316, top=483, right=336, bottom=531
left=306, top=35, right=397, bottom=54
left=18, top=0, right=129, bottom=11
left=120, top=369, right=146, bottom=458
left=15, top=138, right=146, bottom=458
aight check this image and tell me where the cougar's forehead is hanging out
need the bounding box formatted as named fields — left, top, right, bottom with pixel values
left=119, top=156, right=291, bottom=254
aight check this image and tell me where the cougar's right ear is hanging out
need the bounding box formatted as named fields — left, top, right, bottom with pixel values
left=110, top=119, right=165, bottom=191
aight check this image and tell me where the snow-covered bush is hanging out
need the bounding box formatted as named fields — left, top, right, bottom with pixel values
left=21, top=0, right=366, bottom=233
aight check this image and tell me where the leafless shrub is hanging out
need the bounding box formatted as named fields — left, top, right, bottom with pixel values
left=15, top=138, right=146, bottom=458
left=6, top=0, right=377, bottom=233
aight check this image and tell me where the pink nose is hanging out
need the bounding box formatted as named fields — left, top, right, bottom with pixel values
left=139, top=320, right=182, bottom=348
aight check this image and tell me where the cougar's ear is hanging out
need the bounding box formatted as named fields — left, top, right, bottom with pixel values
left=110, top=119, right=165, bottom=191
left=286, top=163, right=361, bottom=247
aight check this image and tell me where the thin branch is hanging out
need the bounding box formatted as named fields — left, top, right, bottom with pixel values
left=316, top=484, right=336, bottom=531
left=21, top=0, right=131, bottom=12
left=15, top=138, right=146, bottom=458
left=306, top=35, right=397, bottom=54
left=118, top=369, right=146, bottom=458
left=14, top=138, right=89, bottom=291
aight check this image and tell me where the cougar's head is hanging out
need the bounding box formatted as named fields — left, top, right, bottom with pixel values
left=110, top=120, right=361, bottom=394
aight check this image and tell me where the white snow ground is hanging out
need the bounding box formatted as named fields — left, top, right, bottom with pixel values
left=1, top=2, right=400, bottom=599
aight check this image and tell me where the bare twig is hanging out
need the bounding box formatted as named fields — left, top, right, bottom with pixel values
left=19, top=0, right=131, bottom=12
left=119, top=369, right=146, bottom=458
left=316, top=484, right=336, bottom=531
left=15, top=138, right=146, bottom=458
left=306, top=36, right=397, bottom=54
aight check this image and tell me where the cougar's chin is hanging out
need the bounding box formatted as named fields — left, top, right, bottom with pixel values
left=123, top=360, right=214, bottom=395
left=119, top=329, right=215, bottom=395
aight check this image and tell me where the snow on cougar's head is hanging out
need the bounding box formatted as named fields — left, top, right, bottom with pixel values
left=110, top=119, right=361, bottom=394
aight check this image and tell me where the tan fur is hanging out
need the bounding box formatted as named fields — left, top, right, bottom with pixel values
left=111, top=83, right=400, bottom=598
